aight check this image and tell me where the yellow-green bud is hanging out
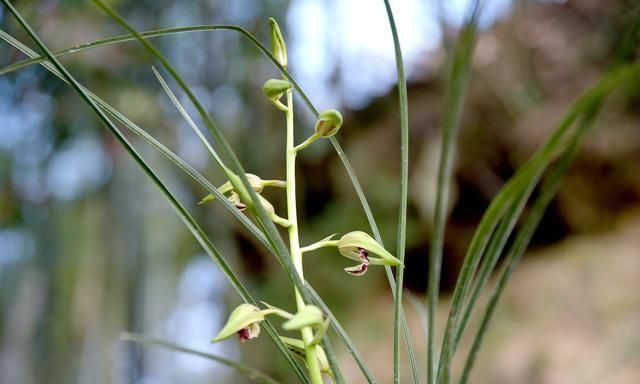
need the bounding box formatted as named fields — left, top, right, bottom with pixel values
left=263, top=79, right=292, bottom=111
left=282, top=305, right=324, bottom=331
left=268, top=17, right=288, bottom=68
left=314, top=109, right=343, bottom=138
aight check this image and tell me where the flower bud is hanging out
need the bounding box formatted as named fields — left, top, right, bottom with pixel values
left=282, top=305, right=324, bottom=331
left=338, top=231, right=402, bottom=276
left=314, top=109, right=343, bottom=138
left=268, top=18, right=288, bottom=68
left=263, top=79, right=292, bottom=111
left=213, top=304, right=265, bottom=342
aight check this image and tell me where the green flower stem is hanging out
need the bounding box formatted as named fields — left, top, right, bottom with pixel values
left=270, top=213, right=292, bottom=228
left=293, top=133, right=321, bottom=152
left=261, top=180, right=287, bottom=188
left=300, top=240, right=339, bottom=254
left=285, top=85, right=324, bottom=384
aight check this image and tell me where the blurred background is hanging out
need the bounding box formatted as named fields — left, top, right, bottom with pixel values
left=1, top=0, right=639, bottom=383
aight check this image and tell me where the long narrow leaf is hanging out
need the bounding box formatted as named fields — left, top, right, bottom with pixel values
left=437, top=67, right=638, bottom=383
left=0, top=4, right=309, bottom=381
left=459, top=117, right=589, bottom=384
left=0, top=29, right=275, bottom=256
left=459, top=15, right=640, bottom=376
left=121, top=333, right=283, bottom=384
left=151, top=66, right=226, bottom=169
left=429, top=2, right=484, bottom=383
left=455, top=7, right=640, bottom=354
left=380, top=0, right=417, bottom=383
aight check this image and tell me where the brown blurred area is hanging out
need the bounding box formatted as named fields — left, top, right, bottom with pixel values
left=330, top=0, right=640, bottom=291
left=328, top=1, right=640, bottom=382
left=0, top=0, right=639, bottom=383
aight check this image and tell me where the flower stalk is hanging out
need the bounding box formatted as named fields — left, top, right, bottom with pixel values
left=266, top=19, right=325, bottom=383
left=284, top=78, right=324, bottom=384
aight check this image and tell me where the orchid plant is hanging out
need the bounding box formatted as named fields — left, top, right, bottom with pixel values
left=202, top=19, right=401, bottom=383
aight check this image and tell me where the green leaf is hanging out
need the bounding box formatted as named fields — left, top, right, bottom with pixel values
left=0, top=4, right=309, bottom=381
left=0, top=29, right=276, bottom=256
left=437, top=65, right=639, bottom=384
left=122, top=333, right=283, bottom=384
left=380, top=0, right=414, bottom=382
left=428, top=2, right=484, bottom=383
left=460, top=98, right=605, bottom=384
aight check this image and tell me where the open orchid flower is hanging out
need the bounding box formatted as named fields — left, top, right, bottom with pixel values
left=300, top=231, right=402, bottom=276
left=213, top=303, right=292, bottom=343
left=199, top=173, right=285, bottom=205
left=198, top=173, right=289, bottom=226
left=338, top=231, right=402, bottom=276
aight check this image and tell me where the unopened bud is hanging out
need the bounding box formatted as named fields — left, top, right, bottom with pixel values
left=314, top=109, right=343, bottom=138
left=263, top=79, right=292, bottom=111
left=269, top=18, right=288, bottom=68
left=282, top=305, right=324, bottom=331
